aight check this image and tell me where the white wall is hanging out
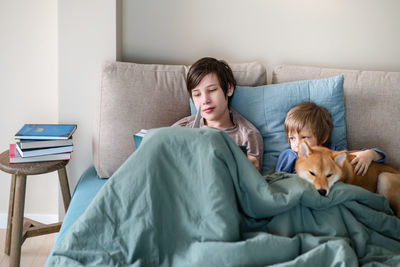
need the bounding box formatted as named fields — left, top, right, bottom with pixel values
left=122, top=0, right=400, bottom=77
left=0, top=0, right=116, bottom=227
left=58, top=0, right=117, bottom=196
left=0, top=0, right=58, bottom=227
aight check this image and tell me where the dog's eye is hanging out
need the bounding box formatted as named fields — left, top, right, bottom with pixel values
left=326, top=173, right=332, bottom=178
left=309, top=171, right=316, bottom=176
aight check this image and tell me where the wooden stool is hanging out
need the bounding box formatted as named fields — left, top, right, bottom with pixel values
left=0, top=150, right=71, bottom=267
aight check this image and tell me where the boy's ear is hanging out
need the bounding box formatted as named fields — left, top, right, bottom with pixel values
left=321, top=133, right=329, bottom=146
left=299, top=141, right=312, bottom=158
left=227, top=85, right=234, bottom=97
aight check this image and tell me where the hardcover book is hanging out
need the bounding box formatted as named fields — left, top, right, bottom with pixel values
left=133, top=129, right=148, bottom=149
left=9, top=144, right=71, bottom=163
left=16, top=143, right=73, bottom=157
left=17, top=138, right=73, bottom=149
left=15, top=124, right=77, bottom=140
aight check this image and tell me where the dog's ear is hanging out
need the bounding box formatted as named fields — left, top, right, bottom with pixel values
left=299, top=141, right=312, bottom=158
left=332, top=151, right=347, bottom=166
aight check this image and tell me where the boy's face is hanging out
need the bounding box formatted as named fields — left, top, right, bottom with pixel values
left=289, top=126, right=319, bottom=153
left=191, top=73, right=233, bottom=124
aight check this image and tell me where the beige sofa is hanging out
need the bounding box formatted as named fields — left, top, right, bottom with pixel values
left=93, top=61, right=400, bottom=178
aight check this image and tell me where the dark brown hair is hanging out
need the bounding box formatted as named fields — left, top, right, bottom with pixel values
left=284, top=102, right=333, bottom=146
left=186, top=57, right=236, bottom=105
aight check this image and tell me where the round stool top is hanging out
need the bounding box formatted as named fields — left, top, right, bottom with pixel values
left=0, top=150, right=69, bottom=175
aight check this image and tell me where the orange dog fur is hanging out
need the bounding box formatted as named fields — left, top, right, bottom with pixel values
left=295, top=140, right=400, bottom=217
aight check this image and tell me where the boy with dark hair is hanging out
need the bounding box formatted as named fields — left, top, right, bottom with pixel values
left=275, top=102, right=386, bottom=175
left=173, top=57, right=264, bottom=172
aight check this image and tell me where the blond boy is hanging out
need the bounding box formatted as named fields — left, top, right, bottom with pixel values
left=275, top=102, right=386, bottom=175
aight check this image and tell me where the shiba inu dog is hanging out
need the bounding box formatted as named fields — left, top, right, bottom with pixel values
left=295, top=141, right=400, bottom=217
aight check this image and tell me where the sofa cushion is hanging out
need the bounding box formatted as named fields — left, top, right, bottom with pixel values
left=231, top=75, right=345, bottom=173
left=93, top=61, right=267, bottom=178
left=93, top=62, right=189, bottom=178
left=272, top=64, right=400, bottom=169
left=225, top=62, right=267, bottom=86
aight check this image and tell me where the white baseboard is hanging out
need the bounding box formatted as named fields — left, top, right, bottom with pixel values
left=0, top=213, right=59, bottom=229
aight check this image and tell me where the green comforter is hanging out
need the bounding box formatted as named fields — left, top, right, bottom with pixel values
left=47, top=127, right=400, bottom=266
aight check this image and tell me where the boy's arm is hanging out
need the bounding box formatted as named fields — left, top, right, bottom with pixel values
left=332, top=143, right=387, bottom=176
left=247, top=155, right=260, bottom=172
left=275, top=149, right=297, bottom=173
left=246, top=131, right=264, bottom=173
left=350, top=148, right=386, bottom=176
left=368, top=148, right=386, bottom=163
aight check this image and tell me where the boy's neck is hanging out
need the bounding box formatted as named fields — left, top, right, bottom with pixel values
left=204, top=109, right=234, bottom=129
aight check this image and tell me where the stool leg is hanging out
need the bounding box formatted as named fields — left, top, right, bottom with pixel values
left=10, top=174, right=27, bottom=267
left=4, top=174, right=16, bottom=255
left=58, top=167, right=71, bottom=212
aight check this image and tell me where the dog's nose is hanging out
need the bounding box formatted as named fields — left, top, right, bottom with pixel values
left=318, top=189, right=327, bottom=196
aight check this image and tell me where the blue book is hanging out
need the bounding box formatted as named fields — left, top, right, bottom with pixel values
left=133, top=129, right=148, bottom=149
left=15, top=124, right=77, bottom=140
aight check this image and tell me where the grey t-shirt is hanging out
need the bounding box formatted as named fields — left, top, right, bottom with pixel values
left=172, top=108, right=264, bottom=168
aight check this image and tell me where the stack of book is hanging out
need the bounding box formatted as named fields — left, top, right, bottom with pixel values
left=9, top=124, right=77, bottom=163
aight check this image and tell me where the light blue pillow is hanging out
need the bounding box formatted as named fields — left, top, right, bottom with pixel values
left=190, top=75, right=346, bottom=173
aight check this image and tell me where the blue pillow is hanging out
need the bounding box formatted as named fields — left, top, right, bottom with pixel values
left=190, top=75, right=346, bottom=173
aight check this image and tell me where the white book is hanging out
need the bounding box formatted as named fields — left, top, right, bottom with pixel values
left=16, top=143, right=73, bottom=157
left=17, top=138, right=73, bottom=149
left=9, top=144, right=71, bottom=163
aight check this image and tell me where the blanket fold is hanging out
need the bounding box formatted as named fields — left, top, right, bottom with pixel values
left=47, top=127, right=400, bottom=266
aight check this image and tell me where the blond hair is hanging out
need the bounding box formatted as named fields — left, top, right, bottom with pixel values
left=284, top=102, right=333, bottom=146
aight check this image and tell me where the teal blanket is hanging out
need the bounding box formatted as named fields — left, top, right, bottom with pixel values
left=47, top=127, right=400, bottom=266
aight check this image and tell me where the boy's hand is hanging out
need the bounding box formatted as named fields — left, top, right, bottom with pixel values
left=247, top=155, right=260, bottom=172
left=350, top=150, right=381, bottom=176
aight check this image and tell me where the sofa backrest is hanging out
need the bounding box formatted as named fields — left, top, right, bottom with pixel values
left=93, top=61, right=267, bottom=178
left=272, top=64, right=400, bottom=169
